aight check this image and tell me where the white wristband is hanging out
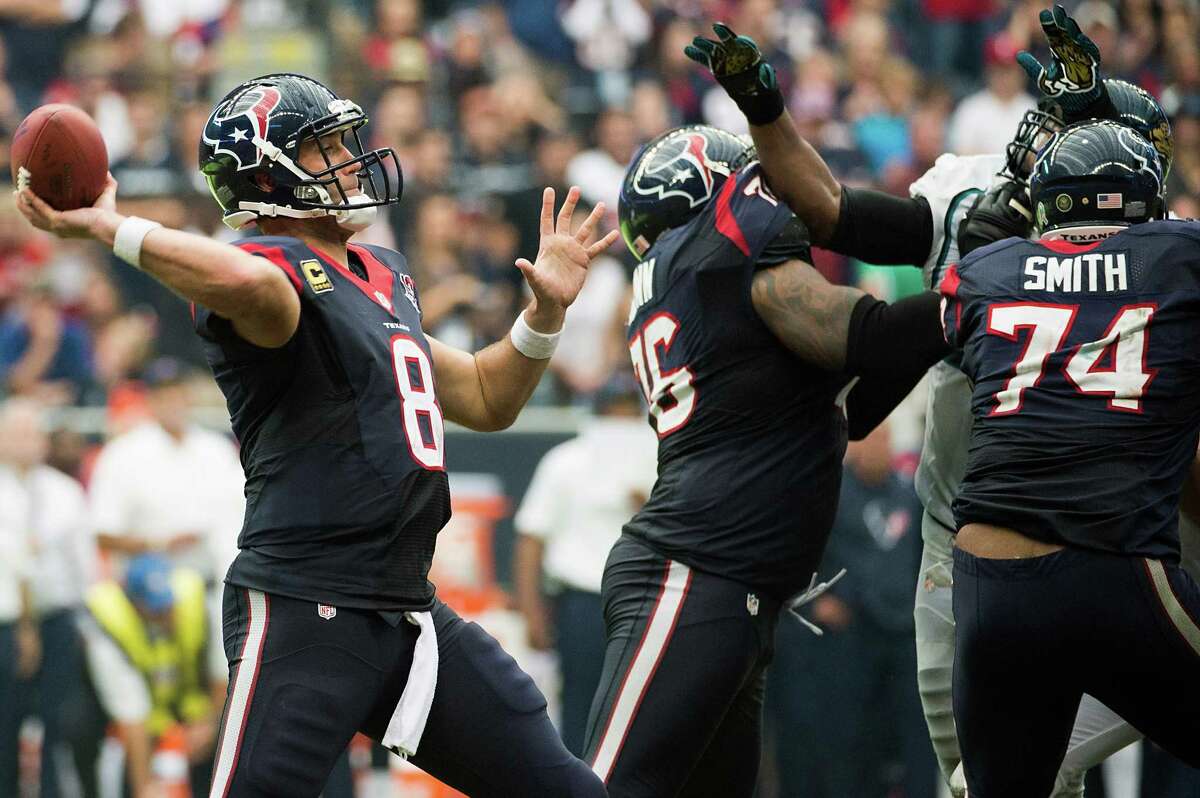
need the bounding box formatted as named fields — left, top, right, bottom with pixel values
left=510, top=310, right=561, bottom=359
left=112, top=216, right=162, bottom=269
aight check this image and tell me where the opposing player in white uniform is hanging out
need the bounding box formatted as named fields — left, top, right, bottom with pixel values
left=686, top=8, right=1187, bottom=796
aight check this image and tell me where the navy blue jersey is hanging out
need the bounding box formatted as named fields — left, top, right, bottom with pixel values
left=193, top=236, right=450, bottom=610
left=623, top=164, right=851, bottom=600
left=942, top=220, right=1200, bottom=559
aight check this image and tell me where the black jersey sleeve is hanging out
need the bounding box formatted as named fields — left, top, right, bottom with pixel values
left=827, top=187, right=933, bottom=266
left=938, top=263, right=967, bottom=350
left=938, top=237, right=1010, bottom=351
left=756, top=216, right=813, bottom=268
left=704, top=163, right=804, bottom=269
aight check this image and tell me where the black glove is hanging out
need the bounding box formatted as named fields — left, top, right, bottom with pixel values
left=684, top=23, right=784, bottom=125
left=957, top=180, right=1034, bottom=258
left=1016, top=4, right=1114, bottom=123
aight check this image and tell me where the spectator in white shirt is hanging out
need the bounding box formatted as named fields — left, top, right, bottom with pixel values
left=947, top=33, right=1036, bottom=156
left=565, top=109, right=638, bottom=229
left=0, top=399, right=38, bottom=793
left=0, top=398, right=96, bottom=798
left=514, top=373, right=657, bottom=755
left=88, top=357, right=245, bottom=585
left=549, top=202, right=629, bottom=399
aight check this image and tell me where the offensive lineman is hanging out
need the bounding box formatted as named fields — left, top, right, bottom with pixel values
left=16, top=73, right=616, bottom=797
left=686, top=11, right=1181, bottom=796
left=943, top=118, right=1200, bottom=796
left=581, top=124, right=950, bottom=797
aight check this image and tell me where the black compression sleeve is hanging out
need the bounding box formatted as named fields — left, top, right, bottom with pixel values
left=827, top=187, right=934, bottom=266
left=845, top=372, right=919, bottom=440
left=843, top=291, right=949, bottom=440
left=844, top=291, right=949, bottom=379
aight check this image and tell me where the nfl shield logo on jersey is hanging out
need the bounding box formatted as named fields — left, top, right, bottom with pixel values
left=746, top=594, right=760, bottom=617
left=317, top=603, right=337, bottom=620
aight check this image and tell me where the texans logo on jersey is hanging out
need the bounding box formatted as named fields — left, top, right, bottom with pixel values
left=631, top=133, right=730, bottom=209
left=201, top=86, right=282, bottom=171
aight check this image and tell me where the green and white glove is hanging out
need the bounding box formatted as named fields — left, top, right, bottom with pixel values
left=684, top=22, right=784, bottom=126
left=1016, top=4, right=1113, bottom=121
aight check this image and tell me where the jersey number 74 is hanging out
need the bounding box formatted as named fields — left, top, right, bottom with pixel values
left=986, top=302, right=1156, bottom=415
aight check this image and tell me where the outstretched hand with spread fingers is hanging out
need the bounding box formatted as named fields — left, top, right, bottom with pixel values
left=516, top=186, right=618, bottom=318
left=1016, top=4, right=1107, bottom=119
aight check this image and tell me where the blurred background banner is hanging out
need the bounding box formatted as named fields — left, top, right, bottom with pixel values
left=0, top=0, right=1198, bottom=796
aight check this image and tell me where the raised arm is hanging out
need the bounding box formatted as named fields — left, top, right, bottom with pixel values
left=430, top=187, right=618, bottom=431
left=16, top=176, right=299, bottom=348
left=686, top=24, right=935, bottom=265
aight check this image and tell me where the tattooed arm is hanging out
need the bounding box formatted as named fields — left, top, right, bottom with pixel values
left=751, top=258, right=948, bottom=437
left=749, top=259, right=863, bottom=370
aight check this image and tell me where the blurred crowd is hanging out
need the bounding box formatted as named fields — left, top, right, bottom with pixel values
left=0, top=0, right=1196, bottom=416
left=0, top=1, right=1198, bottom=795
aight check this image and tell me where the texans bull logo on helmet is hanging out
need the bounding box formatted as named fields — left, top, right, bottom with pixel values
left=201, top=86, right=282, bottom=172
left=631, top=133, right=732, bottom=209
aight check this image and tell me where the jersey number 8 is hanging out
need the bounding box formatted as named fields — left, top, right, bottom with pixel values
left=390, top=335, right=445, bottom=469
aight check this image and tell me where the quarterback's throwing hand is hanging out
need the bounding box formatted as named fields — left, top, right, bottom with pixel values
left=15, top=173, right=119, bottom=240
left=684, top=23, right=783, bottom=125
left=516, top=186, right=618, bottom=326
left=1016, top=4, right=1106, bottom=118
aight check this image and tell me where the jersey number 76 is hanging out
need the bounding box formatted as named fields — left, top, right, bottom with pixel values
left=629, top=313, right=696, bottom=437
left=986, top=302, right=1156, bottom=415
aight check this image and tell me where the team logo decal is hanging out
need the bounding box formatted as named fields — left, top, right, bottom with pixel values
left=1151, top=121, right=1173, bottom=167
left=317, top=603, right=337, bottom=620
left=1116, top=125, right=1162, bottom=194
left=201, top=86, right=282, bottom=171
left=301, top=259, right=334, bottom=293
left=400, top=274, right=420, bottom=314
left=632, top=133, right=728, bottom=208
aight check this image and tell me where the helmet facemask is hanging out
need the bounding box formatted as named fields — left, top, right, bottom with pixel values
left=280, top=99, right=403, bottom=230
left=1004, top=99, right=1065, bottom=183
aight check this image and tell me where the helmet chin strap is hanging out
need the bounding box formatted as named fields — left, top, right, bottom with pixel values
left=334, top=193, right=377, bottom=232
left=234, top=134, right=378, bottom=232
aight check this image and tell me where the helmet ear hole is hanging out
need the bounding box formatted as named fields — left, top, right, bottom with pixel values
left=252, top=172, right=276, bottom=192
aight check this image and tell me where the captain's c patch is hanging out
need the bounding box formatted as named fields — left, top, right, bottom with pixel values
left=301, top=259, right=333, bottom=293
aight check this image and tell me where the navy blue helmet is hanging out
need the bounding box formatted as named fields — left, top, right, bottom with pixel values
left=618, top=125, right=755, bottom=260
left=200, top=73, right=402, bottom=230
left=1030, top=119, right=1165, bottom=234
left=1106, top=79, right=1172, bottom=176
left=1006, top=78, right=1172, bottom=182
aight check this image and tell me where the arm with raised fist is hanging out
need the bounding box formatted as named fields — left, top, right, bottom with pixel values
left=1017, top=4, right=1116, bottom=123
left=686, top=23, right=934, bottom=265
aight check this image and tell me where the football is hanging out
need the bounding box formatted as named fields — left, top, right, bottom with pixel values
left=11, top=103, right=109, bottom=211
